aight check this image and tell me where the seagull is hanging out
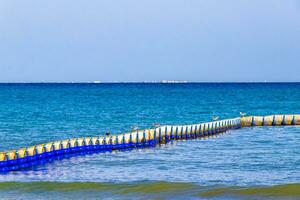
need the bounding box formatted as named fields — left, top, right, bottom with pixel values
left=240, top=112, right=247, bottom=117
left=152, top=123, right=161, bottom=128
left=130, top=125, right=139, bottom=131
left=212, top=116, right=219, bottom=121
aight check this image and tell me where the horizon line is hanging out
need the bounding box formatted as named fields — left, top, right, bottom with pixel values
left=0, top=81, right=299, bottom=84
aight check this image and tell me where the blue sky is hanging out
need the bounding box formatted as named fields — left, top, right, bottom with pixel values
left=0, top=0, right=299, bottom=82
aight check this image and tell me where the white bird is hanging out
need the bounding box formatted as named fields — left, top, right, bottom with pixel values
left=212, top=116, right=219, bottom=121
left=130, top=125, right=139, bottom=131
left=153, top=123, right=161, bottom=128
left=240, top=112, right=247, bottom=117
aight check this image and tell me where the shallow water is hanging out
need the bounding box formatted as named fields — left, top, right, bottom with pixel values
left=1, top=126, right=299, bottom=185
left=0, top=181, right=300, bottom=200
left=0, top=83, right=300, bottom=199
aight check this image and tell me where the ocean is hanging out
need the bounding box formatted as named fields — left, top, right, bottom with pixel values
left=0, top=83, right=299, bottom=199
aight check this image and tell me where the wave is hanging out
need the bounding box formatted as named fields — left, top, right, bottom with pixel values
left=0, top=181, right=299, bottom=199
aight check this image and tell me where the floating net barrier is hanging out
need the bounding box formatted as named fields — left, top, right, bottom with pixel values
left=241, top=115, right=300, bottom=127
left=0, top=114, right=299, bottom=173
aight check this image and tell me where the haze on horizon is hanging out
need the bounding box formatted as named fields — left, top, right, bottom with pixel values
left=0, top=0, right=299, bottom=82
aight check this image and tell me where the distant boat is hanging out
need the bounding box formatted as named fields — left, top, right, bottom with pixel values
left=93, top=81, right=101, bottom=84
left=161, top=80, right=188, bottom=84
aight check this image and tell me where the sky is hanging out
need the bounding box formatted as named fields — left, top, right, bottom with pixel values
left=0, top=0, right=299, bottom=82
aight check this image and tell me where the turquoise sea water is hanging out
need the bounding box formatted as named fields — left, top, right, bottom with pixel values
left=0, top=83, right=300, bottom=199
